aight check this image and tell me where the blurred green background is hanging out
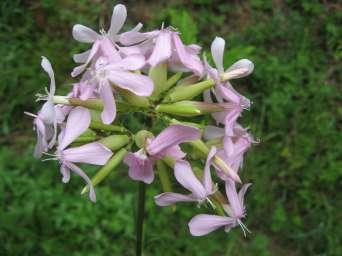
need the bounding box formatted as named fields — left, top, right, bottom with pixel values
left=0, top=0, right=341, bottom=255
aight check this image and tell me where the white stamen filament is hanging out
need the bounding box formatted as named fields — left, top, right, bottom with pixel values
left=237, top=219, right=251, bottom=237
left=24, top=112, right=38, bottom=118
left=206, top=197, right=216, bottom=209
left=42, top=157, right=58, bottom=162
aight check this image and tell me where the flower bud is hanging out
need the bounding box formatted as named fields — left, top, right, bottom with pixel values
left=162, top=79, right=215, bottom=103
left=73, top=129, right=98, bottom=144
left=119, top=89, right=150, bottom=108
left=149, top=63, right=167, bottom=100
left=156, top=160, right=173, bottom=192
left=99, top=135, right=130, bottom=151
left=134, top=130, right=154, bottom=148
left=156, top=101, right=232, bottom=116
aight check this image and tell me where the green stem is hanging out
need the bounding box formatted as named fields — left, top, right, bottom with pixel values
left=81, top=148, right=128, bottom=194
left=136, top=182, right=146, bottom=256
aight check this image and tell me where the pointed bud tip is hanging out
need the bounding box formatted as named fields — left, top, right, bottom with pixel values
left=81, top=186, right=88, bottom=195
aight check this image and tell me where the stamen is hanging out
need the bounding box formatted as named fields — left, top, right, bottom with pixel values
left=36, top=93, right=48, bottom=102
left=237, top=219, right=251, bottom=237
left=41, top=157, right=58, bottom=162
left=24, top=112, right=38, bottom=118
left=206, top=197, right=216, bottom=209
left=43, top=152, right=57, bottom=157
left=100, top=28, right=106, bottom=36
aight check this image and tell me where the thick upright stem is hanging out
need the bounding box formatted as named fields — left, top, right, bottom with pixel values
left=136, top=182, right=146, bottom=256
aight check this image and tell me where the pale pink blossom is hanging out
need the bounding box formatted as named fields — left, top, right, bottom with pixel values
left=188, top=179, right=252, bottom=236
left=71, top=4, right=143, bottom=77
left=89, top=55, right=153, bottom=124
left=124, top=125, right=201, bottom=184
left=50, top=107, right=113, bottom=202
left=120, top=28, right=204, bottom=76
left=25, top=57, right=65, bottom=157
left=204, top=124, right=255, bottom=178
left=155, top=147, right=217, bottom=206
left=204, top=37, right=253, bottom=136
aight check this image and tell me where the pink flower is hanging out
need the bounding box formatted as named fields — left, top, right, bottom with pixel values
left=204, top=37, right=253, bottom=136
left=124, top=125, right=201, bottom=184
left=120, top=28, right=204, bottom=76
left=208, top=36, right=254, bottom=82
left=71, top=4, right=143, bottom=77
left=89, top=55, right=154, bottom=124
left=25, top=57, right=65, bottom=158
left=204, top=124, right=255, bottom=178
left=72, top=81, right=96, bottom=101
left=51, top=107, right=113, bottom=202
left=188, top=179, right=252, bottom=236
left=154, top=147, right=217, bottom=206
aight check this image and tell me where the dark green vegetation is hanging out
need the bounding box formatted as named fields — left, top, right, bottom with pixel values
left=0, top=0, right=341, bottom=255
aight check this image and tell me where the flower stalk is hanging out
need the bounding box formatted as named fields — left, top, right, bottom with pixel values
left=136, top=182, right=146, bottom=256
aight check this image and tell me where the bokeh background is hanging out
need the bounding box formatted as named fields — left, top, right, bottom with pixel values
left=0, top=0, right=341, bottom=255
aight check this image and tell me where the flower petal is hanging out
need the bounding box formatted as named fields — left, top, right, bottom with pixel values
left=71, top=40, right=100, bottom=77
left=225, top=59, right=254, bottom=79
left=64, top=162, right=96, bottom=202
left=238, top=183, right=252, bottom=207
left=119, top=29, right=155, bottom=45
left=223, top=136, right=235, bottom=158
left=211, top=37, right=225, bottom=73
left=33, top=118, right=48, bottom=158
left=188, top=214, right=235, bottom=236
left=154, top=192, right=196, bottom=206
left=172, top=33, right=203, bottom=76
left=108, top=4, right=127, bottom=39
left=118, top=45, right=142, bottom=56
left=39, top=100, right=55, bottom=125
left=98, top=37, right=122, bottom=63
left=58, top=107, right=91, bottom=150
left=105, top=54, right=145, bottom=71
left=73, top=49, right=91, bottom=63
left=60, top=165, right=70, bottom=183
left=72, top=24, right=99, bottom=43
left=147, top=125, right=200, bottom=156
left=148, top=31, right=172, bottom=66
left=156, top=145, right=186, bottom=160
left=124, top=151, right=155, bottom=184
left=62, top=142, right=113, bottom=165
left=224, top=108, right=241, bottom=137
left=174, top=160, right=206, bottom=199
left=203, top=147, right=217, bottom=193
left=216, top=83, right=241, bottom=105
left=41, top=56, right=55, bottom=96
left=203, top=125, right=224, bottom=140
left=225, top=179, right=243, bottom=218
left=99, top=80, right=116, bottom=124
left=107, top=70, right=153, bottom=96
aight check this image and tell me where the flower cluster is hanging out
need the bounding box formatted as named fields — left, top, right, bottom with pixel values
left=27, top=4, right=256, bottom=237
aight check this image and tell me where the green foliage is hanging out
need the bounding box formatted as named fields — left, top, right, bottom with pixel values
left=0, top=0, right=341, bottom=255
left=168, top=9, right=198, bottom=44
